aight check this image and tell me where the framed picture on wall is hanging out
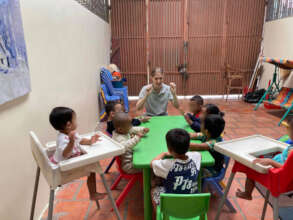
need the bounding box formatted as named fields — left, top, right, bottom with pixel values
left=0, top=0, right=31, bottom=105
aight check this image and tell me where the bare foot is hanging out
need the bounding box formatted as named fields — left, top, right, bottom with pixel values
left=90, top=192, right=107, bottom=201
left=236, top=189, right=252, bottom=200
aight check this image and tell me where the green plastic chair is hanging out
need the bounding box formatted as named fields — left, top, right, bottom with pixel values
left=156, top=193, right=211, bottom=220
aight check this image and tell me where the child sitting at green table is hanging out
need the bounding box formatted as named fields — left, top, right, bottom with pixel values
left=199, top=103, right=224, bottom=121
left=150, top=128, right=202, bottom=206
left=189, top=114, right=225, bottom=177
left=112, top=112, right=149, bottom=174
left=236, top=118, right=293, bottom=200
left=105, top=102, right=150, bottom=135
left=180, top=95, right=204, bottom=132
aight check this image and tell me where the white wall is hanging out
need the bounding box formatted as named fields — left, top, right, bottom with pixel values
left=259, top=17, right=293, bottom=89
left=0, top=0, right=110, bottom=219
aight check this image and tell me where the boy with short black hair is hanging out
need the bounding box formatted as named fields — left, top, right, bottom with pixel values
left=150, top=128, right=201, bottom=206
left=181, top=95, right=204, bottom=132
left=189, top=114, right=225, bottom=177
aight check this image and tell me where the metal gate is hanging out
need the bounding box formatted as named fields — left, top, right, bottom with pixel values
left=110, top=0, right=265, bottom=96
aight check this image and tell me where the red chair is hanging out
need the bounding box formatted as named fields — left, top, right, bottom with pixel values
left=217, top=152, right=293, bottom=220
left=110, top=156, right=143, bottom=209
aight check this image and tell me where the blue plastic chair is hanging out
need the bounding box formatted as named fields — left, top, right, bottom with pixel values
left=202, top=155, right=236, bottom=213
left=100, top=84, right=120, bottom=102
left=100, top=68, right=129, bottom=112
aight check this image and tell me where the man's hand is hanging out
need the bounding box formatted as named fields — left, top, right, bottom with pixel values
left=170, top=82, right=176, bottom=94
left=90, top=134, right=100, bottom=145
left=146, top=85, right=153, bottom=96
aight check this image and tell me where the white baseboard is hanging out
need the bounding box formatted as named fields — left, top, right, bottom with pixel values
left=128, top=94, right=242, bottom=101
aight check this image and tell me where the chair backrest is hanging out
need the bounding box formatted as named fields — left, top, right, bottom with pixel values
left=159, top=193, right=210, bottom=219
left=29, top=131, right=57, bottom=185
left=101, top=84, right=110, bottom=96
left=216, top=155, right=230, bottom=181
left=100, top=67, right=116, bottom=95
left=101, top=84, right=116, bottom=101
left=271, top=150, right=293, bottom=195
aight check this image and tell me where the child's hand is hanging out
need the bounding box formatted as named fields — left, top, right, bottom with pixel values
left=143, top=128, right=150, bottom=134
left=179, top=108, right=185, bottom=115
left=253, top=158, right=273, bottom=166
left=184, top=113, right=189, bottom=120
left=141, top=116, right=151, bottom=123
left=68, top=131, right=77, bottom=141
left=163, top=152, right=172, bottom=158
left=189, top=132, right=197, bottom=139
left=136, top=134, right=142, bottom=140
left=90, top=134, right=100, bottom=145
left=137, top=132, right=145, bottom=138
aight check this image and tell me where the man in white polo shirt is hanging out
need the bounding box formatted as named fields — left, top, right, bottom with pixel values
left=136, top=67, right=180, bottom=116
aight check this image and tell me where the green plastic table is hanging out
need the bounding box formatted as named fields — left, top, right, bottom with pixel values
left=133, top=115, right=215, bottom=220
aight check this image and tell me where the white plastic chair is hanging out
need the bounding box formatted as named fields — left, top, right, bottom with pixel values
left=29, top=131, right=122, bottom=220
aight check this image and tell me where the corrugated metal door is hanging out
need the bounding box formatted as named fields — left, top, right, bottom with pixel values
left=111, top=0, right=147, bottom=95
left=149, top=0, right=185, bottom=95
left=111, top=0, right=265, bottom=95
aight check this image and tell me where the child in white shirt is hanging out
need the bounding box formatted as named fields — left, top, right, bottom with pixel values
left=151, top=128, right=201, bottom=207
left=112, top=112, right=149, bottom=174
left=49, top=107, right=106, bottom=201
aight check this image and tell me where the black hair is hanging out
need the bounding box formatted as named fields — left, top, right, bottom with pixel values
left=203, top=114, right=225, bottom=139
left=204, top=104, right=224, bottom=117
left=49, top=107, right=74, bottom=131
left=105, top=101, right=122, bottom=116
left=105, top=102, right=115, bottom=116
left=151, top=67, right=163, bottom=77
left=190, top=95, right=204, bottom=105
left=166, top=128, right=190, bottom=155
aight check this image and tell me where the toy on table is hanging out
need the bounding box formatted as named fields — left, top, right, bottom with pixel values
left=214, top=135, right=293, bottom=220
left=30, top=131, right=124, bottom=220
left=254, top=57, right=293, bottom=126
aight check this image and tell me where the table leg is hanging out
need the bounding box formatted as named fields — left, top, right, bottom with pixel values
left=97, top=162, right=121, bottom=220
left=143, top=168, right=152, bottom=220
left=272, top=196, right=279, bottom=220
left=198, top=169, right=202, bottom=193
left=215, top=172, right=236, bottom=220
left=261, top=189, right=270, bottom=220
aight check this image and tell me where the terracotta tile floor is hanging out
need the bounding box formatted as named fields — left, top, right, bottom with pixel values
left=41, top=99, right=289, bottom=220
